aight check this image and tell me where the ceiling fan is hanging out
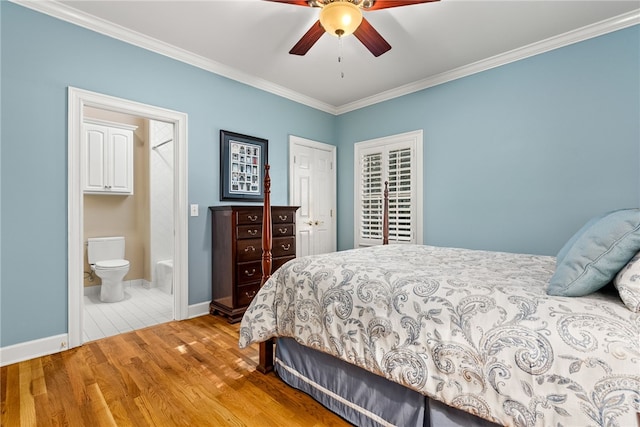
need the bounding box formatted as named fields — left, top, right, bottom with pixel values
left=266, top=0, right=440, bottom=57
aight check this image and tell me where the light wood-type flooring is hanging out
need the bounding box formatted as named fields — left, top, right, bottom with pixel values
left=1, top=314, right=351, bottom=426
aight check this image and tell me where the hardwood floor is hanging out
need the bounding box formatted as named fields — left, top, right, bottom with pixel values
left=1, top=315, right=352, bottom=427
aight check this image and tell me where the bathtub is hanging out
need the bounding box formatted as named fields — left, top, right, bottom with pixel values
left=156, top=259, right=173, bottom=294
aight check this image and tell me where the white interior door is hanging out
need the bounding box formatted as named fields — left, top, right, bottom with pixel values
left=289, top=136, right=336, bottom=257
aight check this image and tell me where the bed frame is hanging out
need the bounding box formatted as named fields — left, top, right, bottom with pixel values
left=257, top=164, right=389, bottom=373
left=252, top=170, right=640, bottom=426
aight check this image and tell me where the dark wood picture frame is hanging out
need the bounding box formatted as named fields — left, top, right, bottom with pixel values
left=220, top=130, right=268, bottom=201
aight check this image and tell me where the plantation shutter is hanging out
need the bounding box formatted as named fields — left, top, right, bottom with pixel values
left=387, top=147, right=413, bottom=242
left=355, top=132, right=422, bottom=247
left=360, top=152, right=384, bottom=242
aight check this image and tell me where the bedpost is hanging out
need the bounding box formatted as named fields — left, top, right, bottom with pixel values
left=383, top=181, right=389, bottom=245
left=261, top=164, right=273, bottom=287
left=258, top=164, right=274, bottom=374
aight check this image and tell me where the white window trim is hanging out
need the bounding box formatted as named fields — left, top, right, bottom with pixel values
left=354, top=130, right=424, bottom=247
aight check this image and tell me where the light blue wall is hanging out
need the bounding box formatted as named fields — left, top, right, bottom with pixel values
left=0, top=3, right=335, bottom=347
left=1, top=1, right=638, bottom=349
left=336, top=25, right=640, bottom=255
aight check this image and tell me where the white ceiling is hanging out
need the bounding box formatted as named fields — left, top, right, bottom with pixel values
left=20, top=0, right=640, bottom=113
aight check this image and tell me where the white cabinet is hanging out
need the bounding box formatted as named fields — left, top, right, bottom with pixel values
left=83, top=119, right=137, bottom=195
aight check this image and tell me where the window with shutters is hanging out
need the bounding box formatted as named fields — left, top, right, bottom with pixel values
left=354, top=130, right=423, bottom=247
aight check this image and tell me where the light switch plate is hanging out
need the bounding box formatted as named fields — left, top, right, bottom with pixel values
left=190, top=204, right=198, bottom=217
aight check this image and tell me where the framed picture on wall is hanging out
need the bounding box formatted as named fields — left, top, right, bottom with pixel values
left=220, top=130, right=268, bottom=201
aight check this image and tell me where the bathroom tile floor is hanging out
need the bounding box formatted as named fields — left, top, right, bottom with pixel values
left=83, top=281, right=173, bottom=342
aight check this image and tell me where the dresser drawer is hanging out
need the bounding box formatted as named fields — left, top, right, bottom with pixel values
left=236, top=210, right=262, bottom=225
left=237, top=239, right=261, bottom=262
left=237, top=283, right=260, bottom=307
left=237, top=224, right=262, bottom=240
left=272, top=208, right=296, bottom=224
left=239, top=257, right=293, bottom=284
left=273, top=223, right=294, bottom=237
left=237, top=260, right=261, bottom=285
left=273, top=237, right=295, bottom=258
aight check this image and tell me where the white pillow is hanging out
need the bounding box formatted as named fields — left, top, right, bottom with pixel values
left=614, top=250, right=640, bottom=312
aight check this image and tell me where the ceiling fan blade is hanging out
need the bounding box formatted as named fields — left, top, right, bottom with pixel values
left=366, top=0, right=439, bottom=11
left=263, top=0, right=310, bottom=6
left=289, top=20, right=325, bottom=56
left=353, top=17, right=391, bottom=57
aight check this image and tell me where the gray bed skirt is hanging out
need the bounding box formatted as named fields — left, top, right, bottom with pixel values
left=275, top=337, right=499, bottom=427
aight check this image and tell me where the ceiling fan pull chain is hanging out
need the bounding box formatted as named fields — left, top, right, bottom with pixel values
left=338, top=36, right=345, bottom=79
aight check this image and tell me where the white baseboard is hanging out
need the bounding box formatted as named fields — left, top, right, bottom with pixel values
left=0, top=333, right=69, bottom=367
left=84, top=279, right=152, bottom=296
left=1, top=301, right=212, bottom=366
left=188, top=301, right=210, bottom=319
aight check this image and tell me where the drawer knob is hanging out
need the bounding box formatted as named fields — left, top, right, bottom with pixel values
left=247, top=215, right=258, bottom=222
left=245, top=290, right=257, bottom=299
left=278, top=214, right=288, bottom=221
left=244, top=268, right=256, bottom=277
left=278, top=227, right=288, bottom=234
left=281, top=243, right=291, bottom=251
left=244, top=245, right=256, bottom=252
left=248, top=229, right=258, bottom=236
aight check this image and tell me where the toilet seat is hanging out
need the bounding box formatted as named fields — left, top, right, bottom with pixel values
left=94, top=259, right=129, bottom=270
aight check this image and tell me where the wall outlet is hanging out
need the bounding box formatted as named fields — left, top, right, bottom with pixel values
left=190, top=204, right=199, bottom=217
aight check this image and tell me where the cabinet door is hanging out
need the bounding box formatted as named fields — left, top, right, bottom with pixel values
left=83, top=122, right=134, bottom=195
left=108, top=128, right=134, bottom=194
left=83, top=124, right=107, bottom=193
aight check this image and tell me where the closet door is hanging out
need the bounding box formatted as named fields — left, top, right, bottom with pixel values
left=290, top=136, right=336, bottom=257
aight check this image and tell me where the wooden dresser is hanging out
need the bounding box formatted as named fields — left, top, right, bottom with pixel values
left=208, top=205, right=299, bottom=323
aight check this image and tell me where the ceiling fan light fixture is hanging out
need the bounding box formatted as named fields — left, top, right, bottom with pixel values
left=319, top=1, right=363, bottom=37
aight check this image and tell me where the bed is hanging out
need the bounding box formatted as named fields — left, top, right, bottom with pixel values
left=239, top=165, right=640, bottom=427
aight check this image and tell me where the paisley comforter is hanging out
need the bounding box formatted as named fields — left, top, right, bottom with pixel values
left=239, top=245, right=640, bottom=427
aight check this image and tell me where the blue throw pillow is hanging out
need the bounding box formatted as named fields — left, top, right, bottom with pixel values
left=556, top=212, right=610, bottom=265
left=547, top=208, right=640, bottom=297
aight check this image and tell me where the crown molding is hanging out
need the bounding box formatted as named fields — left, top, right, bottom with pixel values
left=11, top=1, right=639, bottom=116
left=336, top=9, right=640, bottom=114
left=11, top=0, right=339, bottom=114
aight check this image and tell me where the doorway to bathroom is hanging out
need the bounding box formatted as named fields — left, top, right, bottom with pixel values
left=67, top=87, right=189, bottom=349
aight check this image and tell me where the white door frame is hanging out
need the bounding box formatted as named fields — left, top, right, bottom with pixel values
left=288, top=135, right=337, bottom=254
left=67, top=87, right=189, bottom=348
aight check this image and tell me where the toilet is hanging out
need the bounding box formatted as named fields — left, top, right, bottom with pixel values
left=87, top=236, right=130, bottom=303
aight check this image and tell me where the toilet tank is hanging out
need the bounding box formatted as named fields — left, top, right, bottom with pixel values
left=87, top=236, right=125, bottom=264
